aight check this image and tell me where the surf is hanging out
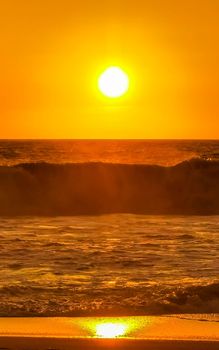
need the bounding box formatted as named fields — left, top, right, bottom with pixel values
left=0, top=158, right=219, bottom=215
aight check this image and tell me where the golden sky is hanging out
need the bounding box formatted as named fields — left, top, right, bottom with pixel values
left=0, top=0, right=218, bottom=139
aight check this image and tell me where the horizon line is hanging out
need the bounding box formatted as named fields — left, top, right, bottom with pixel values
left=0, top=138, right=219, bottom=141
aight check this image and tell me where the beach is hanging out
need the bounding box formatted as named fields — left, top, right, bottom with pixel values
left=0, top=315, right=218, bottom=349
left=1, top=337, right=218, bottom=350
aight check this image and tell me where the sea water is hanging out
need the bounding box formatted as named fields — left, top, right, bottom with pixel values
left=0, top=140, right=218, bottom=316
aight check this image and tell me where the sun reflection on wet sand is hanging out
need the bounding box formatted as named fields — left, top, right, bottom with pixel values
left=79, top=317, right=148, bottom=339
left=96, top=322, right=127, bottom=338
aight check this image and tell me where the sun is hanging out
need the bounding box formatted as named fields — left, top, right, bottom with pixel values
left=98, top=67, right=129, bottom=98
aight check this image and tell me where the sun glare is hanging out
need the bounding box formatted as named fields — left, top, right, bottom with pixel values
left=98, top=67, right=129, bottom=98
left=96, top=322, right=127, bottom=338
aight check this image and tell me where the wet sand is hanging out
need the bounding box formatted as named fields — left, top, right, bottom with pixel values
left=0, top=337, right=219, bottom=350
left=0, top=315, right=218, bottom=349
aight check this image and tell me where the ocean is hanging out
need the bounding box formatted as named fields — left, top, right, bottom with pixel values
left=0, top=140, right=218, bottom=316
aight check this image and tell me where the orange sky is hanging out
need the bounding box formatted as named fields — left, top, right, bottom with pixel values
left=0, top=1, right=218, bottom=139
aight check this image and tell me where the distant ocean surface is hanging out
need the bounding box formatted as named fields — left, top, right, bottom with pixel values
left=1, top=139, right=219, bottom=166
left=0, top=140, right=219, bottom=316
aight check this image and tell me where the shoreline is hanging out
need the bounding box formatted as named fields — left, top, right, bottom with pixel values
left=0, top=315, right=218, bottom=349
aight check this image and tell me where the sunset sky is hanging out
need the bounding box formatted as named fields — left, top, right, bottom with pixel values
left=1, top=1, right=218, bottom=139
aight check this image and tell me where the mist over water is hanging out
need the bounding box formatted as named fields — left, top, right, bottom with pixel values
left=0, top=140, right=218, bottom=316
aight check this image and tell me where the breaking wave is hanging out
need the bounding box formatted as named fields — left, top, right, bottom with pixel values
left=0, top=282, right=218, bottom=316
left=0, top=158, right=219, bottom=215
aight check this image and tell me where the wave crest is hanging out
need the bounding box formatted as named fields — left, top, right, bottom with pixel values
left=0, top=282, right=218, bottom=316
left=0, top=158, right=219, bottom=215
